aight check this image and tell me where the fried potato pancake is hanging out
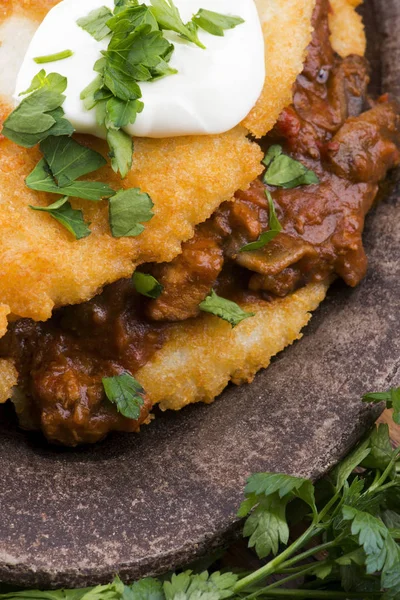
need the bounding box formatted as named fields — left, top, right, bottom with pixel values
left=136, top=282, right=328, bottom=410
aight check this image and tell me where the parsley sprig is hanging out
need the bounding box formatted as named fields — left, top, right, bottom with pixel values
left=1, top=388, right=400, bottom=598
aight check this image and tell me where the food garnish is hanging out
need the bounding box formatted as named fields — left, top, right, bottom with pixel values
left=33, top=49, right=74, bottom=64
left=199, top=290, right=255, bottom=328
left=133, top=272, right=164, bottom=299
left=240, top=190, right=282, bottom=252
left=30, top=197, right=91, bottom=240
left=102, top=372, right=145, bottom=419
left=263, top=145, right=320, bottom=189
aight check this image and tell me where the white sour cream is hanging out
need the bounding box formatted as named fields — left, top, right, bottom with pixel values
left=14, top=0, right=265, bottom=139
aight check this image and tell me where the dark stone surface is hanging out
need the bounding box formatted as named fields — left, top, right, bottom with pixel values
left=0, top=0, right=399, bottom=588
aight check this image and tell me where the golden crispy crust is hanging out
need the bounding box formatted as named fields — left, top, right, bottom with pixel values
left=136, top=282, right=329, bottom=411
left=243, top=0, right=316, bottom=138
left=0, top=128, right=262, bottom=322
left=329, top=0, right=366, bottom=58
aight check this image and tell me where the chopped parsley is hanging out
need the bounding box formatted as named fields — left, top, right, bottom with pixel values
left=132, top=272, right=163, bottom=299
left=192, top=9, right=244, bottom=37
left=149, top=0, right=205, bottom=48
left=77, top=6, right=113, bottom=41
left=199, top=290, right=254, bottom=328
left=102, top=373, right=145, bottom=420
left=2, top=72, right=73, bottom=147
left=33, top=49, right=74, bottom=64
left=263, top=145, right=320, bottom=188
left=26, top=158, right=115, bottom=201
left=26, top=137, right=115, bottom=204
left=78, top=0, right=245, bottom=177
left=240, top=190, right=282, bottom=252
left=109, top=187, right=154, bottom=237
left=29, top=196, right=91, bottom=240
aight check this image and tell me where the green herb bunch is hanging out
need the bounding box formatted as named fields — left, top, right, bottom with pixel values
left=1, top=391, right=400, bottom=599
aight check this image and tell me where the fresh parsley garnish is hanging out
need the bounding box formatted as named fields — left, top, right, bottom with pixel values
left=192, top=9, right=244, bottom=37
left=363, top=387, right=400, bottom=425
left=77, top=6, right=113, bottom=41
left=29, top=196, right=91, bottom=240
left=109, top=187, right=154, bottom=237
left=240, top=190, right=282, bottom=252
left=78, top=1, right=245, bottom=177
left=33, top=49, right=74, bottom=64
left=26, top=158, right=115, bottom=201
left=26, top=136, right=115, bottom=204
left=3, top=388, right=400, bottom=597
left=199, top=290, right=254, bottom=328
left=102, top=373, right=145, bottom=420
left=133, top=272, right=163, bottom=299
left=2, top=72, right=73, bottom=147
left=149, top=0, right=205, bottom=48
left=263, top=145, right=320, bottom=189
left=18, top=69, right=67, bottom=96
left=39, top=136, right=107, bottom=186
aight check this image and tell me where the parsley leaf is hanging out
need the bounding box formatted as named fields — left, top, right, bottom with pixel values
left=29, top=197, right=91, bottom=240
left=132, top=272, right=163, bottom=299
left=26, top=159, right=115, bottom=201
left=149, top=0, right=205, bottom=48
left=192, top=9, right=244, bottom=37
left=342, top=506, right=389, bottom=574
left=102, top=373, right=145, bottom=420
left=164, top=571, right=237, bottom=600
left=34, top=50, right=74, bottom=64
left=330, top=437, right=371, bottom=492
left=199, top=290, right=254, bottom=328
left=107, top=127, right=134, bottom=178
left=361, top=424, right=395, bottom=473
left=109, top=187, right=154, bottom=237
left=18, top=70, right=67, bottom=96
left=240, top=190, right=282, bottom=252
left=2, top=72, right=73, bottom=147
left=131, top=578, right=165, bottom=600
left=263, top=145, right=319, bottom=189
left=77, top=6, right=113, bottom=41
left=243, top=493, right=290, bottom=558
left=363, top=387, right=400, bottom=425
left=105, top=97, right=144, bottom=129
left=39, top=136, right=107, bottom=186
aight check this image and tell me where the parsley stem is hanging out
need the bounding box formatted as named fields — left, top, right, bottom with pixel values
left=243, top=563, right=328, bottom=599
left=234, top=492, right=343, bottom=594
left=276, top=539, right=338, bottom=571
left=367, top=447, right=400, bottom=493
left=233, top=524, right=319, bottom=593
left=34, top=49, right=74, bottom=64
left=242, top=591, right=381, bottom=598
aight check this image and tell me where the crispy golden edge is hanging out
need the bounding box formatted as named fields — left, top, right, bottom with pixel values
left=136, top=282, right=329, bottom=411
left=329, top=0, right=366, bottom=58
left=243, top=0, right=316, bottom=138
left=243, top=0, right=366, bottom=138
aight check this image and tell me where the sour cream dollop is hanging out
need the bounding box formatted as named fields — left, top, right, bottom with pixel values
left=14, top=0, right=265, bottom=139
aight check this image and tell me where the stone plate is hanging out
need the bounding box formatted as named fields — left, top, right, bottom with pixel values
left=0, top=0, right=400, bottom=589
